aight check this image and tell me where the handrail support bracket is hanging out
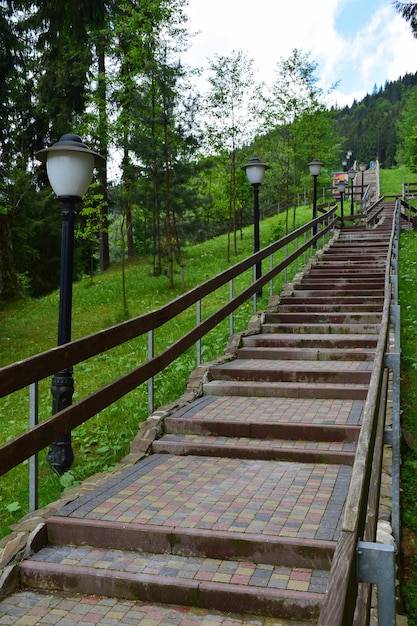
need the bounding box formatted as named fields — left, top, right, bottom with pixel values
left=357, top=541, right=396, bottom=626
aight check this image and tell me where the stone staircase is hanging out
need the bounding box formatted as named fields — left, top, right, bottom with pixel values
left=5, top=210, right=394, bottom=625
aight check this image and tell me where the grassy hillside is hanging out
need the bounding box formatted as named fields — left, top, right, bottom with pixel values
left=0, top=205, right=315, bottom=537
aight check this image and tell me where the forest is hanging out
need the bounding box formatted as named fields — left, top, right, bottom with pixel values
left=1, top=0, right=417, bottom=303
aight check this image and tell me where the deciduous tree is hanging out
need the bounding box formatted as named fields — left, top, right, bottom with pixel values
left=203, top=50, right=257, bottom=260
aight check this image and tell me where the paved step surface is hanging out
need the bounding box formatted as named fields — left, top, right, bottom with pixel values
left=20, top=453, right=349, bottom=621
left=0, top=205, right=395, bottom=625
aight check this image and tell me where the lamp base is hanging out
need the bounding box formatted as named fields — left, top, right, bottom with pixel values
left=47, top=435, right=74, bottom=475
left=48, top=369, right=74, bottom=475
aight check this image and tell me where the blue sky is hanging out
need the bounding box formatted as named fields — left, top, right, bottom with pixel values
left=337, top=0, right=383, bottom=38
left=184, top=0, right=417, bottom=107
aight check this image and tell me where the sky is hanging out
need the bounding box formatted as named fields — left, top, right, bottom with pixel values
left=183, top=0, right=417, bottom=107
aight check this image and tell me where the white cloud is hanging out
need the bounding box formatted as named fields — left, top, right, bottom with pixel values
left=184, top=0, right=417, bottom=107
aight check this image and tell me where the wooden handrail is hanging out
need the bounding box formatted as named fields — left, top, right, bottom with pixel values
left=0, top=210, right=337, bottom=398
left=0, top=211, right=337, bottom=476
left=400, top=198, right=417, bottom=214
left=318, top=203, right=396, bottom=625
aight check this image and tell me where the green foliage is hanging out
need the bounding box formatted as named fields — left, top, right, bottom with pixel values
left=76, top=183, right=110, bottom=276
left=2, top=0, right=416, bottom=303
left=397, top=88, right=417, bottom=172
left=399, top=230, right=417, bottom=621
left=5, top=501, right=21, bottom=513
left=387, top=162, right=417, bottom=620
left=333, top=73, right=417, bottom=168
left=252, top=49, right=341, bottom=221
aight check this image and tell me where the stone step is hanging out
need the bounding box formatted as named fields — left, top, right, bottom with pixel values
left=203, top=380, right=369, bottom=400
left=299, top=277, right=385, bottom=286
left=278, top=296, right=384, bottom=307
left=152, top=434, right=356, bottom=465
left=17, top=451, right=351, bottom=621
left=263, top=312, right=381, bottom=325
left=323, top=241, right=388, bottom=252
left=237, top=346, right=375, bottom=361
left=163, top=416, right=360, bottom=442
left=306, top=270, right=385, bottom=278
left=261, top=322, right=379, bottom=334
left=44, top=516, right=336, bottom=570
left=328, top=240, right=390, bottom=247
left=0, top=591, right=313, bottom=626
left=320, top=252, right=388, bottom=260
left=289, top=290, right=383, bottom=299
left=295, top=282, right=384, bottom=292
left=19, top=546, right=326, bottom=621
left=163, top=395, right=364, bottom=431
left=319, top=258, right=387, bottom=265
left=208, top=359, right=372, bottom=385
left=277, top=303, right=382, bottom=312
left=243, top=332, right=378, bottom=348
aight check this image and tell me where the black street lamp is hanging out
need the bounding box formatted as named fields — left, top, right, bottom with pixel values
left=36, top=134, right=104, bottom=474
left=360, top=162, right=367, bottom=199
left=348, top=168, right=356, bottom=216
left=336, top=179, right=347, bottom=228
left=242, top=157, right=270, bottom=296
left=308, top=158, right=323, bottom=242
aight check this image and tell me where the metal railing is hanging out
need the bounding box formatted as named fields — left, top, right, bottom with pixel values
left=318, top=198, right=400, bottom=626
left=0, top=195, right=402, bottom=624
left=0, top=209, right=337, bottom=492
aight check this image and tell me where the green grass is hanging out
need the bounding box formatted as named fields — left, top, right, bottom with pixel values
left=0, top=205, right=319, bottom=538
left=380, top=165, right=417, bottom=622
left=379, top=164, right=413, bottom=197
left=398, top=228, right=417, bottom=622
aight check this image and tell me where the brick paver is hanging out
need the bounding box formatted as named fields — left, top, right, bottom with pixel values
left=0, top=590, right=304, bottom=625
left=27, top=545, right=329, bottom=594
left=157, top=434, right=357, bottom=453
left=166, top=396, right=364, bottom=426
left=55, top=454, right=350, bottom=542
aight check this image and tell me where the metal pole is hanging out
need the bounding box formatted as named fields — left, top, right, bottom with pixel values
left=196, top=299, right=201, bottom=366
left=253, top=182, right=262, bottom=296
left=229, top=279, right=234, bottom=335
left=47, top=196, right=78, bottom=475
left=148, top=330, right=154, bottom=415
left=29, top=382, right=39, bottom=511
left=312, top=174, right=318, bottom=238
left=340, top=192, right=345, bottom=227
left=350, top=178, right=354, bottom=215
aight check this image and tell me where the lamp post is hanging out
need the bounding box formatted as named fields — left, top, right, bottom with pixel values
left=242, top=157, right=270, bottom=296
left=336, top=179, right=347, bottom=228
left=308, top=158, right=323, bottom=243
left=346, top=149, right=352, bottom=166
left=360, top=162, right=367, bottom=199
left=348, top=168, right=356, bottom=216
left=36, top=134, right=104, bottom=474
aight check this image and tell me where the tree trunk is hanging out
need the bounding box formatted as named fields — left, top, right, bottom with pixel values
left=97, top=41, right=110, bottom=272
left=126, top=202, right=135, bottom=258
left=0, top=213, right=21, bottom=300
left=122, top=147, right=136, bottom=259
left=164, top=113, right=174, bottom=289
